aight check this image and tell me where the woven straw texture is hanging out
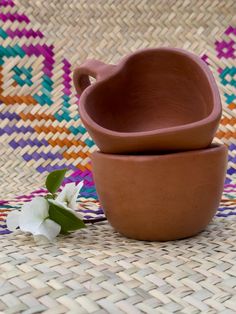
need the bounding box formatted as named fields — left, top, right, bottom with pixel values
left=0, top=0, right=236, bottom=312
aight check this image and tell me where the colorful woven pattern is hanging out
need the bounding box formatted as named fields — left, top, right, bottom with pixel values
left=0, top=1, right=236, bottom=313
left=0, top=1, right=235, bottom=236
left=0, top=0, right=103, bottom=233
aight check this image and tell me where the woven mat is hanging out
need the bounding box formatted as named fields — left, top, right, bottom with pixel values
left=0, top=220, right=236, bottom=313
left=0, top=0, right=236, bottom=312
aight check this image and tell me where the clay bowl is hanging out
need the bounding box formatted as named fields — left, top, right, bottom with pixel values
left=91, top=144, right=227, bottom=241
left=74, top=48, right=222, bottom=154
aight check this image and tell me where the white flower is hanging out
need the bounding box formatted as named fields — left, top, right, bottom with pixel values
left=6, top=197, right=61, bottom=242
left=48, top=181, right=84, bottom=219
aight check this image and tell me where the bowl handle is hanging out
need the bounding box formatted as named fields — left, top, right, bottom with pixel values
left=73, top=59, right=116, bottom=95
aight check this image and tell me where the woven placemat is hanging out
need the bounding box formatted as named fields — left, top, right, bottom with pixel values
left=1, top=220, right=236, bottom=313
left=0, top=0, right=236, bottom=312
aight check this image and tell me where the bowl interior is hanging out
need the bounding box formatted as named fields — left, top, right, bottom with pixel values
left=85, top=50, right=214, bottom=133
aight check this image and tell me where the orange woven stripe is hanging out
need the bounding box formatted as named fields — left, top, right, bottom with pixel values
left=225, top=132, right=235, bottom=139
left=0, top=95, right=37, bottom=105
left=220, top=117, right=236, bottom=125
left=34, top=125, right=71, bottom=135
left=74, top=163, right=92, bottom=171
left=19, top=112, right=56, bottom=122
left=48, top=137, right=87, bottom=148
left=228, top=103, right=236, bottom=110
left=216, top=131, right=235, bottom=139
left=63, top=151, right=89, bottom=160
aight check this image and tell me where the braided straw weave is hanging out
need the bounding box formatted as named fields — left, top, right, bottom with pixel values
left=0, top=0, right=236, bottom=312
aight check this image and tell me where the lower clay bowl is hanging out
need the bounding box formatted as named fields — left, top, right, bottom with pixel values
left=91, top=144, right=227, bottom=241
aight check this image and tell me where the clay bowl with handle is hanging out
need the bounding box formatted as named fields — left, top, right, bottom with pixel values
left=91, top=144, right=227, bottom=241
left=73, top=48, right=222, bottom=154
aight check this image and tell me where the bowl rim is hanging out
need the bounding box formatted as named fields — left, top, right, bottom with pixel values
left=79, top=47, right=222, bottom=138
left=92, top=143, right=227, bottom=161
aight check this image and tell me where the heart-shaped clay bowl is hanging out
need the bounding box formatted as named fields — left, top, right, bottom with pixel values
left=91, top=144, right=227, bottom=241
left=74, top=48, right=222, bottom=154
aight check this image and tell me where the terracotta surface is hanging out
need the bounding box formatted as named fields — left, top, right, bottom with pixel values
left=91, top=144, right=228, bottom=241
left=74, top=48, right=222, bottom=154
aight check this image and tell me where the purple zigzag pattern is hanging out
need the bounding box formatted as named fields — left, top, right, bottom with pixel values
left=9, top=138, right=48, bottom=149
left=0, top=12, right=29, bottom=23
left=1, top=125, right=34, bottom=135
left=6, top=28, right=44, bottom=38
left=0, top=0, right=14, bottom=7
left=22, top=44, right=54, bottom=76
left=62, top=58, right=72, bottom=95
left=36, top=164, right=78, bottom=174
left=225, top=25, right=236, bottom=35
left=0, top=112, right=20, bottom=120
left=23, top=151, right=63, bottom=162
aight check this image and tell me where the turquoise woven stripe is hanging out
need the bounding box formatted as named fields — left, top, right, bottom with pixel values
left=220, top=67, right=236, bottom=86
left=0, top=45, right=26, bottom=57
left=12, top=65, right=33, bottom=87
left=69, top=125, right=87, bottom=135
left=0, top=28, right=7, bottom=39
left=85, top=138, right=95, bottom=147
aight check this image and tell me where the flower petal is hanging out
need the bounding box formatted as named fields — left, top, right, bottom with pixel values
left=76, top=181, right=84, bottom=195
left=56, top=187, right=68, bottom=203
left=34, top=219, right=61, bottom=242
left=67, top=181, right=84, bottom=210
left=6, top=210, right=20, bottom=231
left=69, top=181, right=84, bottom=208
left=68, top=198, right=77, bottom=211
left=19, top=197, right=49, bottom=233
left=56, top=183, right=76, bottom=202
left=55, top=181, right=84, bottom=211
left=48, top=199, right=84, bottom=220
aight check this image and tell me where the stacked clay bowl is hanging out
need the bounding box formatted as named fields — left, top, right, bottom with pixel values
left=73, top=48, right=228, bottom=241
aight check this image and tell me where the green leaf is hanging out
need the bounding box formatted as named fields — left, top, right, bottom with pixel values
left=45, top=169, right=67, bottom=194
left=48, top=203, right=86, bottom=233
left=44, top=194, right=55, bottom=200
